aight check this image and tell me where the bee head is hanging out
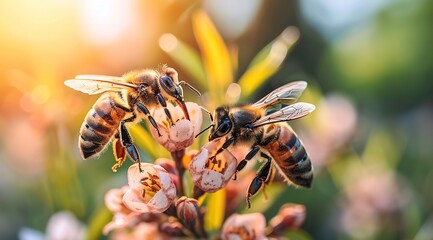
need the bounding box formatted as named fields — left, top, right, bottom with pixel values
left=159, top=67, right=184, bottom=103
left=158, top=67, right=191, bottom=119
left=209, top=106, right=232, bottom=141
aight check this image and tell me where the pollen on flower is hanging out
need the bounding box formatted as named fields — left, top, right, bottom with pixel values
left=139, top=172, right=162, bottom=200
left=205, top=155, right=229, bottom=174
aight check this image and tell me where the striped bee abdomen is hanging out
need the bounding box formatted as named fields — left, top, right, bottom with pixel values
left=79, top=95, right=126, bottom=159
left=264, top=126, right=313, bottom=188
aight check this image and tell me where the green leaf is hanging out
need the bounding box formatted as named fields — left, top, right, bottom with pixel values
left=86, top=205, right=112, bottom=240
left=159, top=33, right=208, bottom=90
left=281, top=229, right=314, bottom=240
left=239, top=27, right=299, bottom=100
left=128, top=124, right=160, bottom=159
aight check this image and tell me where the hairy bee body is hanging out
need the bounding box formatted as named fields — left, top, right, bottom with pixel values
left=79, top=94, right=126, bottom=159
left=227, top=107, right=313, bottom=188
left=65, top=66, right=194, bottom=171
left=261, top=123, right=313, bottom=188
left=206, top=81, right=315, bottom=207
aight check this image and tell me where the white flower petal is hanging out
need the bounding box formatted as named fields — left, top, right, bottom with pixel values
left=189, top=139, right=237, bottom=192
left=189, top=148, right=209, bottom=174
left=157, top=168, right=173, bottom=190
left=147, top=189, right=171, bottom=212
left=123, top=189, right=151, bottom=213
left=199, top=170, right=224, bottom=192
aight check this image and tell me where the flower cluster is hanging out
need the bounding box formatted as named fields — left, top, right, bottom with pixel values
left=102, top=100, right=308, bottom=238
left=100, top=10, right=310, bottom=240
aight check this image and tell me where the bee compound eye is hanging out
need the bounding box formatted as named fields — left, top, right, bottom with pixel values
left=217, top=118, right=232, bottom=136
left=160, top=75, right=176, bottom=93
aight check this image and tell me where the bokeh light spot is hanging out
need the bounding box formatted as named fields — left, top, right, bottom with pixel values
left=225, top=83, right=241, bottom=104
left=159, top=33, right=178, bottom=53
left=31, top=85, right=51, bottom=104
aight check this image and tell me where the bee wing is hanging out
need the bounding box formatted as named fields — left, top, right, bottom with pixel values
left=252, top=81, right=308, bottom=109
left=251, top=102, right=315, bottom=128
left=64, top=75, right=138, bottom=95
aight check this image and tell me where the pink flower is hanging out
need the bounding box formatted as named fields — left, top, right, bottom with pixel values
left=107, top=222, right=170, bottom=240
left=45, top=211, right=86, bottom=240
left=123, top=163, right=176, bottom=213
left=105, top=186, right=131, bottom=215
left=189, top=139, right=237, bottom=192
left=103, top=211, right=143, bottom=235
left=150, top=102, right=203, bottom=152
left=221, top=213, right=267, bottom=240
left=103, top=185, right=162, bottom=235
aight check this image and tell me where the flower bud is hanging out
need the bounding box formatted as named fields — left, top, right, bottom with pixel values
left=176, top=196, right=200, bottom=222
left=268, top=204, right=306, bottom=234
left=160, top=221, right=185, bottom=237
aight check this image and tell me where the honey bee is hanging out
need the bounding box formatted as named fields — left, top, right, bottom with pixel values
left=205, top=81, right=315, bottom=207
left=65, top=66, right=198, bottom=171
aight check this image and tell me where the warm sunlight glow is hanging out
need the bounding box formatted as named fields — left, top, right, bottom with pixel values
left=79, top=0, right=138, bottom=46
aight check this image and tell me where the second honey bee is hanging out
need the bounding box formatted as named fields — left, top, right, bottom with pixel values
left=204, top=81, right=315, bottom=207
left=65, top=66, right=197, bottom=171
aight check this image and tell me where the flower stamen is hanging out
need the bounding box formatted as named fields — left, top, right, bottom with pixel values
left=205, top=156, right=228, bottom=174
left=140, top=173, right=162, bottom=199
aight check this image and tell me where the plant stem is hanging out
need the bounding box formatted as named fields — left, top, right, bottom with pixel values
left=171, top=149, right=186, bottom=197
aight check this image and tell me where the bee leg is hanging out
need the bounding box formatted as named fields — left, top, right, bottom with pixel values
left=120, top=120, right=142, bottom=172
left=234, top=145, right=260, bottom=180
left=136, top=102, right=162, bottom=137
left=156, top=93, right=174, bottom=126
left=246, top=153, right=272, bottom=208
left=111, top=112, right=136, bottom=172
left=209, top=137, right=235, bottom=161
left=111, top=132, right=127, bottom=172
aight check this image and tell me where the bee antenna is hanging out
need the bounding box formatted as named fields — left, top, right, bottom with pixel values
left=195, top=124, right=214, bottom=138
left=179, top=81, right=201, bottom=96
left=200, top=106, right=213, bottom=121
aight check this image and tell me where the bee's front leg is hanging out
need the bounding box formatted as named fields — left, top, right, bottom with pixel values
left=136, top=102, right=162, bottom=137
left=210, top=136, right=235, bottom=160
left=156, top=93, right=174, bottom=126
left=246, top=152, right=272, bottom=208
left=119, top=120, right=142, bottom=172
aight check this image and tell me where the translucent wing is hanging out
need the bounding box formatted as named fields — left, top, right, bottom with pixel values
left=64, top=75, right=137, bottom=95
left=251, top=102, right=315, bottom=128
left=252, top=81, right=308, bottom=109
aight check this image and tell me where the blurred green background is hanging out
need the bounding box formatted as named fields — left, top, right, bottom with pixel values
left=0, top=0, right=432, bottom=239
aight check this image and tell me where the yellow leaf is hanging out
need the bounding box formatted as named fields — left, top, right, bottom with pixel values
left=204, top=189, right=226, bottom=232
left=239, top=27, right=299, bottom=100
left=192, top=10, right=233, bottom=105
left=128, top=124, right=160, bottom=159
